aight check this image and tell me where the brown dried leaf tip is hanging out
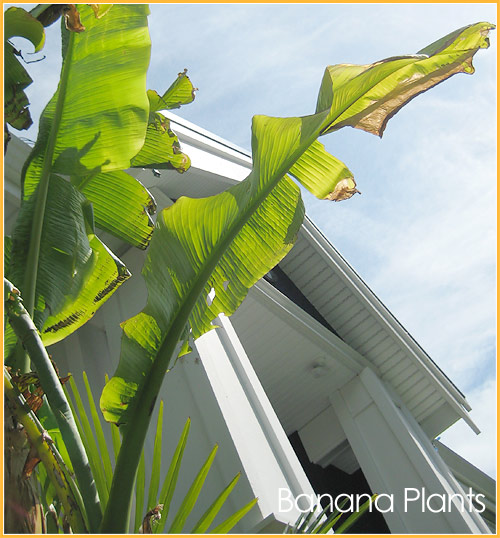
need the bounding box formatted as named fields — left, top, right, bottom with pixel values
left=64, top=5, right=85, bottom=33
left=326, top=177, right=361, bottom=202
left=140, top=504, right=163, bottom=534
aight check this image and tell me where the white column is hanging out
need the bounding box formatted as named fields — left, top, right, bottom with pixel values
left=194, top=314, right=318, bottom=532
left=330, top=367, right=490, bottom=534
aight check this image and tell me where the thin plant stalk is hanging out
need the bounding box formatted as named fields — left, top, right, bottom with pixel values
left=4, top=279, right=102, bottom=531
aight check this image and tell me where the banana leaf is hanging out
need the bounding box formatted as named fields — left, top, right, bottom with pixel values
left=74, top=170, right=157, bottom=250
left=100, top=22, right=494, bottom=531
left=102, top=21, right=493, bottom=422
left=131, top=71, right=196, bottom=173
left=10, top=174, right=130, bottom=346
left=9, top=4, right=151, bottom=348
left=22, top=4, right=151, bottom=195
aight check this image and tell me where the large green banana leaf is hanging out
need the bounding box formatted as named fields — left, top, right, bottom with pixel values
left=100, top=22, right=493, bottom=529
left=101, top=21, right=493, bottom=423
left=22, top=4, right=151, bottom=194
left=9, top=4, right=151, bottom=348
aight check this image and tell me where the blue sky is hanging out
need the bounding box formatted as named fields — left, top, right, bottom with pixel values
left=10, top=3, right=497, bottom=477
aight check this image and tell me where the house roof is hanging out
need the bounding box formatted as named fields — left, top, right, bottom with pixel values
left=4, top=114, right=478, bottom=448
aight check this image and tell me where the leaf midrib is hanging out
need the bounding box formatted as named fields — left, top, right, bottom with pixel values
left=23, top=30, right=76, bottom=321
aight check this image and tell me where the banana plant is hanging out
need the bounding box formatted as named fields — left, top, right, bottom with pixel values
left=5, top=279, right=257, bottom=533
left=99, top=21, right=494, bottom=531
left=5, top=5, right=494, bottom=533
left=5, top=3, right=195, bottom=532
left=7, top=4, right=194, bottom=365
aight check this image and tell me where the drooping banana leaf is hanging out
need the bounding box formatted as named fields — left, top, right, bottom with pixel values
left=74, top=170, right=157, bottom=250
left=131, top=115, right=191, bottom=173
left=100, top=23, right=493, bottom=531
left=4, top=7, right=46, bottom=146
left=4, top=5, right=46, bottom=47
left=289, top=139, right=357, bottom=201
left=78, top=72, right=195, bottom=250
left=9, top=4, right=151, bottom=349
left=148, top=68, right=197, bottom=113
left=101, top=19, right=493, bottom=424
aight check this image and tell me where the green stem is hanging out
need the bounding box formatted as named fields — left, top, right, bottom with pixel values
left=4, top=279, right=102, bottom=532
left=100, top=319, right=186, bottom=532
left=4, top=371, right=88, bottom=533
left=20, top=28, right=76, bottom=373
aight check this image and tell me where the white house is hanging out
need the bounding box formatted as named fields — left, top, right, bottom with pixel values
left=4, top=114, right=495, bottom=534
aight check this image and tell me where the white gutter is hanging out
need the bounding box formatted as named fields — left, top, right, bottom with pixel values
left=300, top=218, right=480, bottom=434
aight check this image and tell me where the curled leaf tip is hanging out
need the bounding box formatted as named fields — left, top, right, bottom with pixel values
left=326, top=177, right=361, bottom=202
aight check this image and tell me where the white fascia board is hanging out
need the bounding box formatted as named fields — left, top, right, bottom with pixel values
left=162, top=111, right=252, bottom=173
left=178, top=141, right=249, bottom=184
left=300, top=218, right=479, bottom=434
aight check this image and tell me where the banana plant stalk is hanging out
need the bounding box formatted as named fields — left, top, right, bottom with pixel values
left=4, top=278, right=102, bottom=531
left=4, top=371, right=88, bottom=532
